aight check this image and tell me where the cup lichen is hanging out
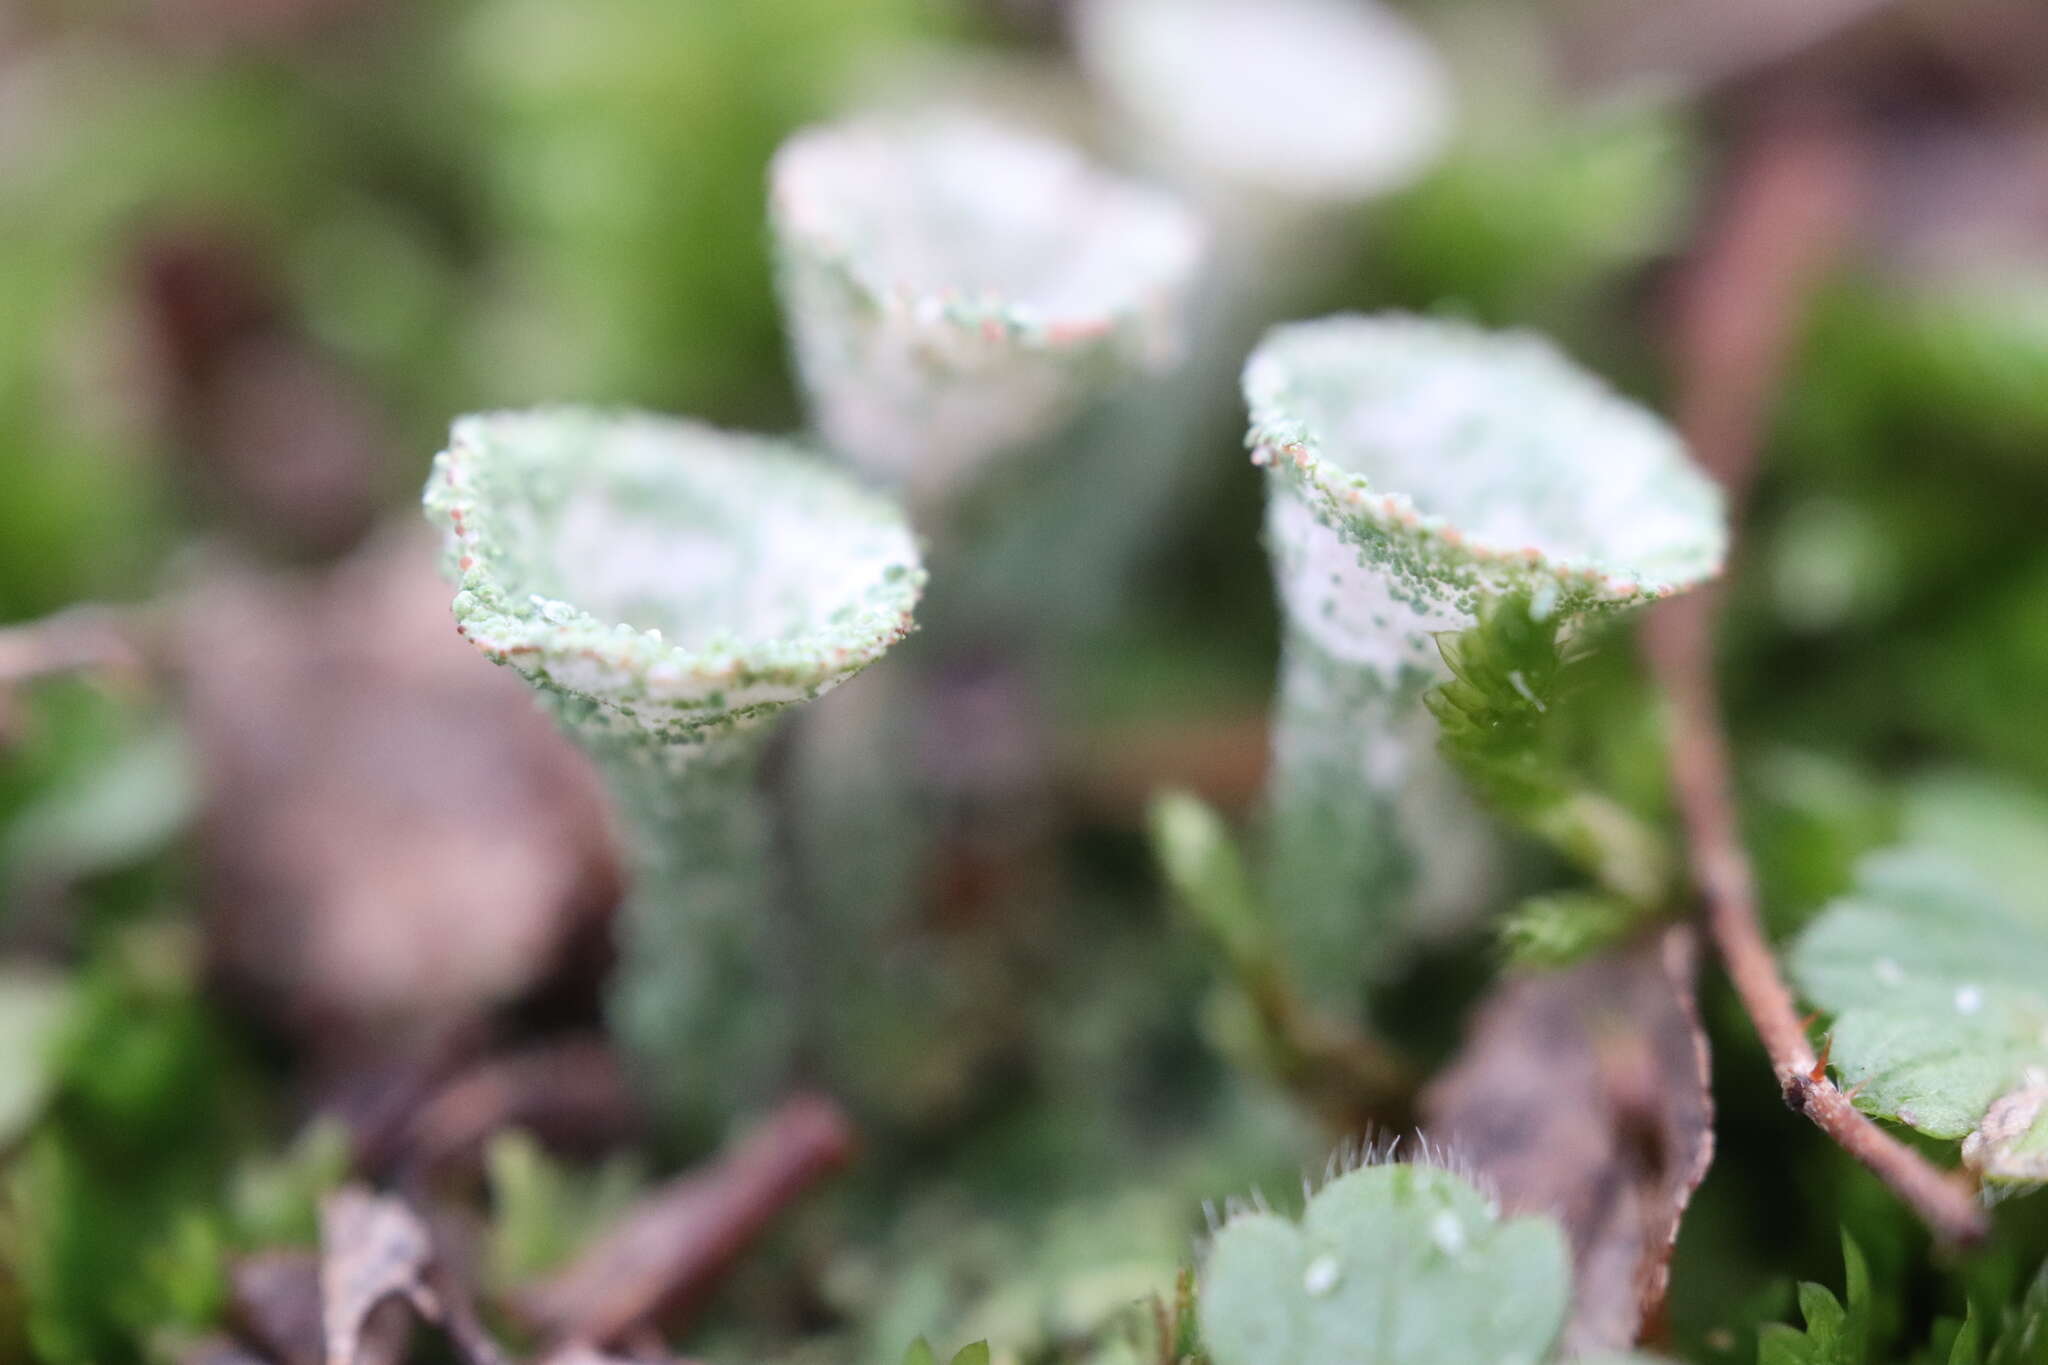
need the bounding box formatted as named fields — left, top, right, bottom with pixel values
left=769, top=111, right=1206, bottom=511
left=1246, top=314, right=1725, bottom=1005
left=1073, top=0, right=1453, bottom=211
left=425, top=408, right=926, bottom=1133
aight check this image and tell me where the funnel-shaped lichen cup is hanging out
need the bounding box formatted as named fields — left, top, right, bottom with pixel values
left=1246, top=315, right=1725, bottom=1008
left=424, top=409, right=925, bottom=1135
left=769, top=112, right=1206, bottom=513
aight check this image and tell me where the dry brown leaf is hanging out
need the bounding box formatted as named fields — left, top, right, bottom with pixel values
left=1421, top=926, right=1714, bottom=1356
left=1557, top=0, right=1899, bottom=95
left=520, top=1094, right=855, bottom=1347
left=319, top=1187, right=439, bottom=1365
left=136, top=229, right=387, bottom=560
left=182, top=1335, right=275, bottom=1365
left=180, top=528, right=619, bottom=1053
left=539, top=1344, right=702, bottom=1365
left=230, top=1250, right=407, bottom=1365
left=1962, top=1068, right=2048, bottom=1185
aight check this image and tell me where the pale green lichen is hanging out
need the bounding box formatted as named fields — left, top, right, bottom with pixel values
left=1248, top=314, right=1724, bottom=1001
left=426, top=409, right=923, bottom=752
left=769, top=112, right=1205, bottom=508
left=424, top=409, right=926, bottom=1133
left=1073, top=0, right=1453, bottom=209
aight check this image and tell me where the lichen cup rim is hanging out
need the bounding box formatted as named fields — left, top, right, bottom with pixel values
left=424, top=407, right=926, bottom=739
left=768, top=111, right=1207, bottom=351
left=1245, top=312, right=1728, bottom=614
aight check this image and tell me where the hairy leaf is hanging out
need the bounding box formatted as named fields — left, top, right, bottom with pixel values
left=1788, top=847, right=2048, bottom=1181
left=1198, top=1160, right=1570, bottom=1365
left=1499, top=890, right=1646, bottom=969
left=1428, top=594, right=1671, bottom=913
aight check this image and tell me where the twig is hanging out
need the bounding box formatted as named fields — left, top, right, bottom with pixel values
left=1647, top=107, right=1990, bottom=1246
left=1664, top=98, right=1861, bottom=512
left=518, top=1093, right=855, bottom=1346
left=398, top=1036, right=637, bottom=1176
left=1648, top=597, right=1987, bottom=1246
left=1247, top=957, right=1418, bottom=1135
left=0, top=604, right=145, bottom=688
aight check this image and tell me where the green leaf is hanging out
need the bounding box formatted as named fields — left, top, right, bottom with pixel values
left=900, top=1342, right=990, bottom=1365
left=0, top=721, right=195, bottom=898
left=226, top=1117, right=351, bottom=1248
left=0, top=968, right=70, bottom=1147
left=1900, top=772, right=2048, bottom=927
left=483, top=1130, right=645, bottom=1290
left=1149, top=790, right=1267, bottom=973
left=1428, top=594, right=1672, bottom=911
left=1842, top=1235, right=1873, bottom=1361
left=1197, top=1160, right=1569, bottom=1365
left=1751, top=1238, right=2048, bottom=1365
left=1788, top=847, right=2048, bottom=1180
left=1498, top=890, right=1643, bottom=969
left=1987, top=1260, right=2048, bottom=1365
left=1798, top=1281, right=1850, bottom=1354
left=1948, top=1311, right=1982, bottom=1365
left=1752, top=1236, right=1877, bottom=1365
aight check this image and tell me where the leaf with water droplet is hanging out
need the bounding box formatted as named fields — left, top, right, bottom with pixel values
left=1789, top=843, right=2048, bottom=1185
left=1198, top=1160, right=1570, bottom=1365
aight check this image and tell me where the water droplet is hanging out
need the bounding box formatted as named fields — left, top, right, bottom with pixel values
left=1303, top=1254, right=1341, bottom=1297
left=1874, top=957, right=1905, bottom=986
left=1956, top=985, right=1984, bottom=1015
left=1430, top=1210, right=1466, bottom=1255
left=1507, top=670, right=1546, bottom=712
left=530, top=594, right=576, bottom=625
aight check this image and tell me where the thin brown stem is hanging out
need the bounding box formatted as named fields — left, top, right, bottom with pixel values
left=1649, top=107, right=1990, bottom=1246
left=1646, top=597, right=1988, bottom=1247
left=0, top=605, right=146, bottom=688
left=518, top=1093, right=856, bottom=1346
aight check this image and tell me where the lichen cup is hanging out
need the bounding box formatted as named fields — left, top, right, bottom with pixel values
left=768, top=111, right=1206, bottom=515
left=424, top=409, right=925, bottom=1135
left=1073, top=0, right=1453, bottom=235
left=1245, top=315, right=1725, bottom=1009
left=1025, top=0, right=1456, bottom=638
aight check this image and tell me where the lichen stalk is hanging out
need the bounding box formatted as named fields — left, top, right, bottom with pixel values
left=588, top=729, right=789, bottom=1130
left=1245, top=315, right=1725, bottom=1005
